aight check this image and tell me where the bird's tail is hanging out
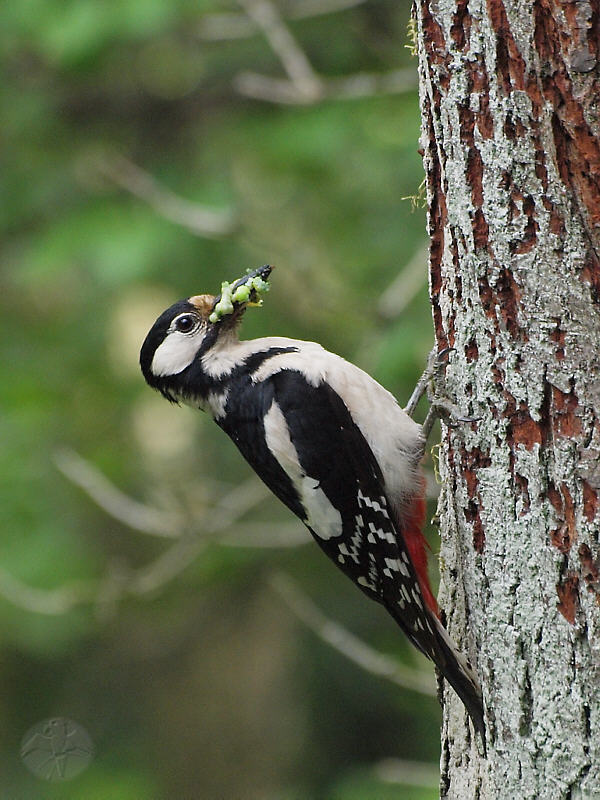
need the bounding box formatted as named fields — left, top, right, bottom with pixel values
left=385, top=596, right=485, bottom=742
left=430, top=616, right=485, bottom=741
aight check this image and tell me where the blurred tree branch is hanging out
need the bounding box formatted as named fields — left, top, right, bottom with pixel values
left=234, top=68, right=418, bottom=105
left=97, top=155, right=238, bottom=238
left=237, top=0, right=323, bottom=101
left=373, top=757, right=439, bottom=788
left=198, top=0, right=367, bottom=40
left=54, top=448, right=183, bottom=538
left=377, top=242, right=428, bottom=320
left=227, top=0, right=417, bottom=104
left=0, top=566, right=96, bottom=616
left=269, top=572, right=436, bottom=695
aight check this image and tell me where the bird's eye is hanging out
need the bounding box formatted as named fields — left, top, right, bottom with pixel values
left=174, top=315, right=196, bottom=333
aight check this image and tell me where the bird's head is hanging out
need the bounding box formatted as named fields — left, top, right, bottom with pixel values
left=139, top=264, right=272, bottom=401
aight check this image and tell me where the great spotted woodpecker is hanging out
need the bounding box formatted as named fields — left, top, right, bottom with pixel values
left=140, top=266, right=484, bottom=738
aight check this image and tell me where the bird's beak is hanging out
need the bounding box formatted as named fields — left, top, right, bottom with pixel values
left=232, top=264, right=273, bottom=307
left=202, top=264, right=273, bottom=324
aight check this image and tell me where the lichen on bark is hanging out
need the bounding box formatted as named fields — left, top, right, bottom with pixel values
left=414, top=1, right=600, bottom=797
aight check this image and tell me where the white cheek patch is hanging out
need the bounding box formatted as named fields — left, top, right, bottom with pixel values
left=151, top=331, right=202, bottom=377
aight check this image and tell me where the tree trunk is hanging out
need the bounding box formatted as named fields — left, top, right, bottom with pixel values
left=414, top=1, right=600, bottom=797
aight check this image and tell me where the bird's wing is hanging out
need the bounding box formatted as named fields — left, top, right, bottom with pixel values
left=222, top=367, right=439, bottom=656
left=215, top=371, right=308, bottom=522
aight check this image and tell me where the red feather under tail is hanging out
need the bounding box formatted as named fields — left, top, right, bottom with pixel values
left=400, top=476, right=439, bottom=617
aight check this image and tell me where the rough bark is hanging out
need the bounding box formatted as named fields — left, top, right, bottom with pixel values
left=414, top=1, right=600, bottom=797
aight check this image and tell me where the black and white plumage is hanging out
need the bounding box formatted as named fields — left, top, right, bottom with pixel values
left=139, top=267, right=484, bottom=738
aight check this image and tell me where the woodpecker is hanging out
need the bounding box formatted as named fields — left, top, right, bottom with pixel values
left=140, top=265, right=484, bottom=738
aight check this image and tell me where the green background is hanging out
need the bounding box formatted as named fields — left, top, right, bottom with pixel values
left=1, top=1, right=440, bottom=797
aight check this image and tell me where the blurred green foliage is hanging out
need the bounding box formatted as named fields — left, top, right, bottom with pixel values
left=1, top=0, right=439, bottom=797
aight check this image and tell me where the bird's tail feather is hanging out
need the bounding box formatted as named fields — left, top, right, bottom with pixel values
left=385, top=598, right=485, bottom=742
left=431, top=616, right=485, bottom=741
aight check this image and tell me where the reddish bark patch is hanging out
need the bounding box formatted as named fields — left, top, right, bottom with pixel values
left=460, top=447, right=491, bottom=553
left=465, top=338, right=479, bottom=362
left=478, top=275, right=494, bottom=320
left=547, top=481, right=562, bottom=515
left=503, top=113, right=517, bottom=140
left=450, top=0, right=471, bottom=50
left=476, top=87, right=494, bottom=140
left=551, top=523, right=574, bottom=555
left=550, top=111, right=600, bottom=235
left=579, top=258, right=600, bottom=305
left=477, top=267, right=525, bottom=342
left=533, top=1, right=559, bottom=66
left=472, top=209, right=490, bottom=251
left=519, top=0, right=600, bottom=264
left=466, top=56, right=494, bottom=140
left=496, top=267, right=524, bottom=339
left=464, top=500, right=486, bottom=553
left=487, top=0, right=526, bottom=91
left=510, top=195, right=539, bottom=254
left=534, top=1, right=600, bottom=251
left=502, top=113, right=527, bottom=141
left=548, top=482, right=577, bottom=555
left=546, top=199, right=565, bottom=236
left=556, top=573, right=580, bottom=624
left=509, top=402, right=543, bottom=449
left=552, top=385, right=582, bottom=437
left=504, top=377, right=552, bottom=455
left=579, top=544, right=600, bottom=595
left=456, top=51, right=496, bottom=249
left=459, top=103, right=490, bottom=250
left=560, top=482, right=576, bottom=538
left=420, top=2, right=450, bottom=78
left=582, top=480, right=598, bottom=523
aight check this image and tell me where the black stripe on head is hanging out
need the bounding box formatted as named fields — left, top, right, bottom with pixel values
left=139, top=299, right=196, bottom=389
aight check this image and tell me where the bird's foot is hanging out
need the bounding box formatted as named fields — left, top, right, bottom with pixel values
left=421, top=398, right=480, bottom=442
left=404, top=345, right=453, bottom=418
left=406, top=346, right=479, bottom=445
